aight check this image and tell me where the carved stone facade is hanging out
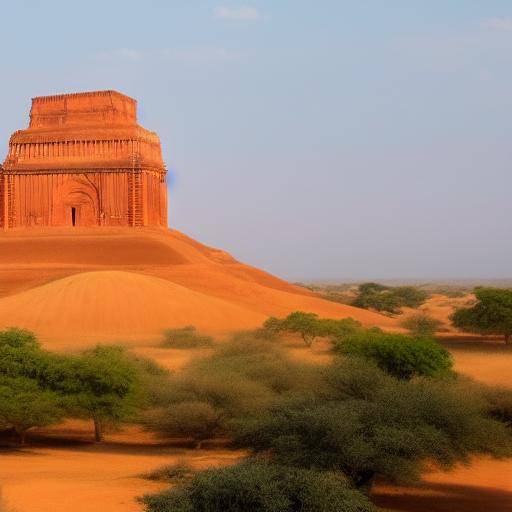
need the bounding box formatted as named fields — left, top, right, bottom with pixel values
left=0, top=90, right=167, bottom=229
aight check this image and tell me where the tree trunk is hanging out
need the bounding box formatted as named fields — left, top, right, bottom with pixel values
left=353, top=471, right=376, bottom=495
left=93, top=417, right=103, bottom=442
left=15, top=427, right=27, bottom=445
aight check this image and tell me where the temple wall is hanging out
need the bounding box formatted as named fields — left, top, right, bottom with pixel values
left=0, top=170, right=167, bottom=229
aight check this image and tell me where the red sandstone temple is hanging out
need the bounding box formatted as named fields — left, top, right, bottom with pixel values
left=0, top=90, right=167, bottom=229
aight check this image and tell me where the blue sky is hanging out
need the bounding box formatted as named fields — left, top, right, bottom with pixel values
left=1, top=1, right=512, bottom=280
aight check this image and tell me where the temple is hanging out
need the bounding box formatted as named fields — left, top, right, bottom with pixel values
left=0, top=90, right=167, bottom=229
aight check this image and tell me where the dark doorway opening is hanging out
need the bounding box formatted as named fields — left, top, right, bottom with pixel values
left=71, top=207, right=77, bottom=227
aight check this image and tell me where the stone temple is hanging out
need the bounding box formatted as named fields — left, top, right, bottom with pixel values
left=0, top=90, right=167, bottom=229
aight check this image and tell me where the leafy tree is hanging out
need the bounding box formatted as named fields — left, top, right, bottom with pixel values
left=358, top=283, right=388, bottom=295
left=140, top=460, right=375, bottom=512
left=392, top=287, right=429, bottom=309
left=262, top=312, right=361, bottom=347
left=0, top=376, right=63, bottom=444
left=332, top=330, right=452, bottom=379
left=0, top=328, right=66, bottom=444
left=233, top=360, right=511, bottom=491
left=451, top=287, right=512, bottom=343
left=57, top=345, right=142, bottom=442
left=352, top=283, right=428, bottom=314
left=400, top=313, right=442, bottom=337
left=266, top=311, right=322, bottom=346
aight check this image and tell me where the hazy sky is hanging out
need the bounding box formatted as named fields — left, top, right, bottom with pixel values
left=1, top=1, right=511, bottom=280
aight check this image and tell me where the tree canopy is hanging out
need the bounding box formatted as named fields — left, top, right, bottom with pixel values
left=352, top=284, right=428, bottom=314
left=262, top=311, right=361, bottom=347
left=332, top=329, right=453, bottom=379
left=451, top=287, right=512, bottom=343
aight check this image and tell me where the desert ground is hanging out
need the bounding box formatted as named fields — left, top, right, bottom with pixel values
left=0, top=227, right=511, bottom=512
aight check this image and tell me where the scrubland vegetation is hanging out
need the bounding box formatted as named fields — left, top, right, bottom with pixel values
left=0, top=328, right=156, bottom=443
left=3, top=299, right=512, bottom=511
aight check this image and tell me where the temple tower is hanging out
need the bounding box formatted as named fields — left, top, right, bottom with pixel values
left=0, top=90, right=167, bottom=229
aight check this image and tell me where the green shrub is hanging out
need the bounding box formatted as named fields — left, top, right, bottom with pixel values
left=146, top=400, right=223, bottom=447
left=142, top=461, right=195, bottom=482
left=233, top=361, right=512, bottom=490
left=140, top=460, right=375, bottom=512
left=142, top=335, right=320, bottom=442
left=351, top=283, right=428, bottom=314
left=392, top=286, right=429, bottom=308
left=333, top=330, right=452, bottom=379
left=400, top=313, right=442, bottom=337
left=162, top=326, right=214, bottom=349
left=483, top=386, right=512, bottom=428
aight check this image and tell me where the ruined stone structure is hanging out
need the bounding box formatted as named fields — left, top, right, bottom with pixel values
left=0, top=90, right=167, bottom=229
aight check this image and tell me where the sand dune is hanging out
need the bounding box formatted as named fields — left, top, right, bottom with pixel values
left=0, top=228, right=394, bottom=343
left=0, top=271, right=267, bottom=344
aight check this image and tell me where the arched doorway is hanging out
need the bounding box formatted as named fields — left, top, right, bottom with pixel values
left=53, top=178, right=99, bottom=227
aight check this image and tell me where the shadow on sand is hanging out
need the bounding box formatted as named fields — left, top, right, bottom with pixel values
left=373, top=481, right=512, bottom=512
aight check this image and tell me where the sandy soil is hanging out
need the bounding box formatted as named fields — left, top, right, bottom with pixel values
left=0, top=421, right=242, bottom=512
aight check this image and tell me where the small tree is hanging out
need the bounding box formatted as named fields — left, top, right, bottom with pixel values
left=0, top=376, right=63, bottom=444
left=267, top=311, right=322, bottom=346
left=262, top=312, right=361, bottom=347
left=333, top=330, right=452, bottom=379
left=59, top=345, right=142, bottom=442
left=451, top=287, right=512, bottom=344
left=400, top=313, right=442, bottom=337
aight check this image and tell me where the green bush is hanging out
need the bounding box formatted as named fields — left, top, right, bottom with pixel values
left=233, top=361, right=512, bottom=490
left=483, top=386, right=512, bottom=428
left=162, top=326, right=214, bottom=349
left=140, top=460, right=375, bottom=512
left=351, top=283, right=428, bottom=314
left=142, top=462, right=195, bottom=482
left=400, top=313, right=442, bottom=337
left=142, top=335, right=320, bottom=442
left=333, top=330, right=452, bottom=379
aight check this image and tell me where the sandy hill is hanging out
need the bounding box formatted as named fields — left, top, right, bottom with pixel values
left=0, top=228, right=395, bottom=344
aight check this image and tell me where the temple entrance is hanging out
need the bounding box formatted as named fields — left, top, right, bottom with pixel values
left=53, top=178, right=100, bottom=227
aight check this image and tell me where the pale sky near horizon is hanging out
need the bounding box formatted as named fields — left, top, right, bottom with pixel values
left=1, top=1, right=511, bottom=280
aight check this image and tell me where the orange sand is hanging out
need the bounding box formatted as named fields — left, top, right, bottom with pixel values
left=0, top=228, right=394, bottom=345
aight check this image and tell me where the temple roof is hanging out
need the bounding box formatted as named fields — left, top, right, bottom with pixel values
left=29, top=90, right=137, bottom=129
left=2, top=90, right=165, bottom=173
